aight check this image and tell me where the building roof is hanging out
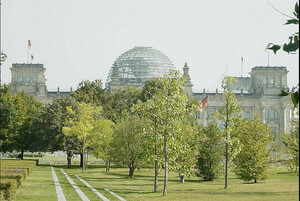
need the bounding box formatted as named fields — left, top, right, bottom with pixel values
left=106, top=46, right=175, bottom=85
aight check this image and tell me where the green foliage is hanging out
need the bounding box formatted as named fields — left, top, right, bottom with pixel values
left=0, top=179, right=17, bottom=201
left=196, top=122, right=223, bottom=181
left=30, top=96, right=80, bottom=153
left=218, top=76, right=242, bottom=188
left=282, top=115, right=299, bottom=175
left=233, top=117, right=272, bottom=183
left=89, top=119, right=115, bottom=165
left=0, top=88, right=43, bottom=155
left=110, top=112, right=146, bottom=178
left=63, top=102, right=103, bottom=172
left=133, top=71, right=195, bottom=195
left=268, top=2, right=299, bottom=54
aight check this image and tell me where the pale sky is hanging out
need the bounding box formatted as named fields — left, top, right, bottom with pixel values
left=1, top=0, right=299, bottom=92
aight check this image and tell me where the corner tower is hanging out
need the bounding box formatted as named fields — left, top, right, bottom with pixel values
left=10, top=63, right=47, bottom=96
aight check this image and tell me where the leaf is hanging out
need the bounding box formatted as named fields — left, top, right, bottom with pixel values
left=291, top=91, right=299, bottom=107
left=269, top=45, right=281, bottom=54
left=284, top=19, right=299, bottom=25
left=278, top=90, right=289, bottom=96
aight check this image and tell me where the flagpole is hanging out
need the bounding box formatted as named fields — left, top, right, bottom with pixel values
left=241, top=59, right=243, bottom=77
left=27, top=47, right=29, bottom=64
left=268, top=51, right=269, bottom=67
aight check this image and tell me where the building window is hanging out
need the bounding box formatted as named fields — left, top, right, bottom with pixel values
left=25, top=74, right=30, bottom=84
left=275, top=77, right=280, bottom=87
left=245, top=111, right=251, bottom=119
left=32, top=74, right=37, bottom=83
left=195, top=111, right=201, bottom=119
left=263, top=77, right=267, bottom=85
left=207, top=110, right=213, bottom=119
left=17, top=74, right=22, bottom=83
left=266, top=109, right=278, bottom=119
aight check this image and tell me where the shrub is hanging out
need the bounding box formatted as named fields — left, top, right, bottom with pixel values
left=0, top=179, right=17, bottom=201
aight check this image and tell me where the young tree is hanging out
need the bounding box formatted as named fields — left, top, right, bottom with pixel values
left=218, top=76, right=242, bottom=189
left=196, top=121, right=223, bottom=181
left=134, top=71, right=192, bottom=196
left=63, top=102, right=102, bottom=173
left=283, top=110, right=299, bottom=174
left=110, top=112, right=146, bottom=178
left=89, top=119, right=115, bottom=172
left=233, top=116, right=272, bottom=183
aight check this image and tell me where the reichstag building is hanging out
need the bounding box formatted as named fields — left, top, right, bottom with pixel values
left=9, top=46, right=293, bottom=135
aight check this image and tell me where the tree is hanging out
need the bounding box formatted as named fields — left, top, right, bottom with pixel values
left=7, top=92, right=43, bottom=159
left=110, top=112, right=146, bottom=178
left=267, top=2, right=299, bottom=107
left=63, top=102, right=102, bottom=173
left=0, top=85, right=21, bottom=152
left=89, top=119, right=115, bottom=172
left=134, top=71, right=192, bottom=196
left=30, top=96, right=81, bottom=168
left=218, top=76, right=242, bottom=189
left=196, top=121, right=223, bottom=181
left=233, top=116, right=272, bottom=183
left=282, top=110, right=299, bottom=175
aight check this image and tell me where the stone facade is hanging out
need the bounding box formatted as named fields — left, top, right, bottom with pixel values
left=10, top=63, right=70, bottom=104
left=9, top=62, right=293, bottom=135
left=193, top=66, right=293, bottom=136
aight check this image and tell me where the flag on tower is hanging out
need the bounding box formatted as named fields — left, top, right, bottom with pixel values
left=28, top=40, right=31, bottom=49
left=265, top=43, right=271, bottom=51
left=31, top=54, right=34, bottom=62
left=241, top=56, right=244, bottom=64
left=198, top=95, right=209, bottom=112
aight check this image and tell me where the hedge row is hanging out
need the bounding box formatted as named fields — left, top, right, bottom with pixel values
left=0, top=159, right=37, bottom=201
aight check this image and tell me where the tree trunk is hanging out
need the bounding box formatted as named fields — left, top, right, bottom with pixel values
left=129, top=167, right=135, bottom=178
left=105, top=161, right=110, bottom=172
left=180, top=174, right=185, bottom=183
left=163, top=130, right=168, bottom=196
left=254, top=178, right=257, bottom=183
left=154, top=158, right=158, bottom=192
left=225, top=142, right=228, bottom=189
left=80, top=153, right=83, bottom=167
left=85, top=152, right=88, bottom=170
left=82, top=149, right=85, bottom=173
left=21, top=149, right=24, bottom=160
left=67, top=151, right=72, bottom=168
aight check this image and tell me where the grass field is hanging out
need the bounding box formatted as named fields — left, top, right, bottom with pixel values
left=12, top=163, right=299, bottom=201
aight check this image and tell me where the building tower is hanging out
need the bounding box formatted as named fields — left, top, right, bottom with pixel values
left=182, top=62, right=193, bottom=95
left=10, top=63, right=47, bottom=96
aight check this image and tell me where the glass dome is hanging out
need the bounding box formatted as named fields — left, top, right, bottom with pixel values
left=106, top=47, right=175, bottom=85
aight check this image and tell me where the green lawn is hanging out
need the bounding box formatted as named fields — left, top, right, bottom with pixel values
left=13, top=164, right=299, bottom=201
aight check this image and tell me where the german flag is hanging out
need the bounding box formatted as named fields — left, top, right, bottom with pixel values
left=198, top=95, right=209, bottom=112
left=28, top=40, right=31, bottom=49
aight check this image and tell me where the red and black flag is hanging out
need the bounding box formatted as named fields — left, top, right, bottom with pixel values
left=198, top=95, right=209, bottom=112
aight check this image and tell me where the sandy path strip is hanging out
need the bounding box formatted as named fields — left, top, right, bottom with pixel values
left=51, top=166, right=66, bottom=201
left=60, top=169, right=90, bottom=201
left=75, top=175, right=110, bottom=201
left=104, top=188, right=126, bottom=201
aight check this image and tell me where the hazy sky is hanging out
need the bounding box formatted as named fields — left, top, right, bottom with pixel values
left=1, top=0, right=299, bottom=92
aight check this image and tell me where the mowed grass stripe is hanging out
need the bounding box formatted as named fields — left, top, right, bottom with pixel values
left=55, top=167, right=82, bottom=201
left=13, top=165, right=57, bottom=201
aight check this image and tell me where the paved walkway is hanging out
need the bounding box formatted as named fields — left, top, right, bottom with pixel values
left=75, top=175, right=110, bottom=201
left=104, top=188, right=126, bottom=201
left=60, top=169, right=90, bottom=201
left=51, top=165, right=66, bottom=201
